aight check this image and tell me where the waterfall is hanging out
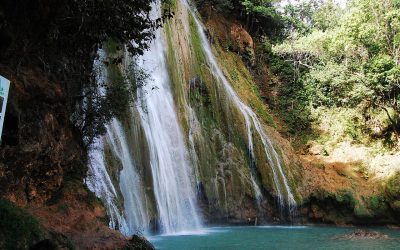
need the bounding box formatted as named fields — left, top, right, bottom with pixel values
left=88, top=1, right=202, bottom=235
left=182, top=0, right=296, bottom=211
left=105, top=119, right=150, bottom=235
left=87, top=0, right=297, bottom=237
left=133, top=1, right=202, bottom=234
left=87, top=121, right=150, bottom=235
left=86, top=50, right=131, bottom=235
left=86, top=138, right=130, bottom=235
left=87, top=51, right=150, bottom=235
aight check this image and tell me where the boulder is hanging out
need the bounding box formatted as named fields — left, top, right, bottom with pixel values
left=340, top=229, right=389, bottom=240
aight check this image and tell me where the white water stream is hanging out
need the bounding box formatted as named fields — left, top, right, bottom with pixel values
left=87, top=0, right=297, bottom=238
left=133, top=1, right=202, bottom=234
left=105, top=119, right=150, bottom=235
left=86, top=138, right=130, bottom=234
left=182, top=0, right=296, bottom=211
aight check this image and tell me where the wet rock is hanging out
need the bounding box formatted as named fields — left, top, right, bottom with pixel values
left=0, top=67, right=86, bottom=206
left=128, top=235, right=155, bottom=250
left=340, top=229, right=389, bottom=240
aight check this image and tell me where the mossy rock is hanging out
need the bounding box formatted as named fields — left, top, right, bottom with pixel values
left=384, top=172, right=400, bottom=213
left=354, top=203, right=373, bottom=219
left=336, top=190, right=356, bottom=207
left=387, top=172, right=400, bottom=199
left=311, top=189, right=356, bottom=208
left=0, top=199, right=44, bottom=249
left=368, top=194, right=389, bottom=216
left=390, top=200, right=400, bottom=212
left=125, top=235, right=155, bottom=250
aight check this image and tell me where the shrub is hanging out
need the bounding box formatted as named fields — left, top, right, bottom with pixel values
left=368, top=194, right=388, bottom=215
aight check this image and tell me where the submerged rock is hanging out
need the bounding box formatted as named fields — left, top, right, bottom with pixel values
left=128, top=235, right=155, bottom=250
left=340, top=229, right=389, bottom=240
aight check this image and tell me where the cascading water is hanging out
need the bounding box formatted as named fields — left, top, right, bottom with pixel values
left=89, top=1, right=202, bottom=235
left=88, top=0, right=297, bottom=237
left=86, top=51, right=131, bottom=235
left=182, top=0, right=296, bottom=212
left=87, top=51, right=150, bottom=235
left=133, top=1, right=202, bottom=234
left=87, top=120, right=150, bottom=235
left=86, top=138, right=130, bottom=234
left=104, top=119, right=150, bottom=235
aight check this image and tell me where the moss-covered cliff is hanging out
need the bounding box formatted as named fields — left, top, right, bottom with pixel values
left=190, top=0, right=400, bottom=226
left=162, top=0, right=302, bottom=223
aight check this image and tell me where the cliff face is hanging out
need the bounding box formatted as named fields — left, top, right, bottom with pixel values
left=162, top=0, right=302, bottom=224
left=0, top=65, right=153, bottom=249
left=88, top=0, right=303, bottom=230
left=0, top=0, right=88, bottom=208
left=0, top=1, right=154, bottom=247
left=194, top=4, right=400, bottom=226
left=0, top=66, right=85, bottom=206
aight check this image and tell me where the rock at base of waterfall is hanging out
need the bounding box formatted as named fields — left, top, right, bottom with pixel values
left=128, top=235, right=155, bottom=250
left=339, top=229, right=389, bottom=240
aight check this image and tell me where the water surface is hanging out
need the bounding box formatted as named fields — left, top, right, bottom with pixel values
left=150, top=226, right=400, bottom=249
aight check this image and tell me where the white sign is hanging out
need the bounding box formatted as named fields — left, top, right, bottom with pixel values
left=0, top=75, right=10, bottom=141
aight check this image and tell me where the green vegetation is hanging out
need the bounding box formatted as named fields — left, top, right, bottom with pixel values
left=368, top=193, right=388, bottom=215
left=270, top=0, right=400, bottom=149
left=196, top=0, right=283, bottom=36
left=312, top=188, right=357, bottom=209
left=0, top=199, right=44, bottom=249
left=335, top=190, right=357, bottom=207
left=0, top=0, right=158, bottom=145
left=101, top=40, right=149, bottom=126
left=386, top=172, right=400, bottom=201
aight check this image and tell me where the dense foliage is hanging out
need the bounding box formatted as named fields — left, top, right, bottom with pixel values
left=0, top=0, right=157, bottom=144
left=271, top=0, right=400, bottom=147
left=197, top=0, right=284, bottom=36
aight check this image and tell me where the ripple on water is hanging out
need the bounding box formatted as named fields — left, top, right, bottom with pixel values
left=150, top=226, right=400, bottom=250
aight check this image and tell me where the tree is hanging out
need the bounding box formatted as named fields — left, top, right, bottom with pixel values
left=272, top=0, right=400, bottom=143
left=0, top=0, right=158, bottom=145
left=195, top=0, right=283, bottom=36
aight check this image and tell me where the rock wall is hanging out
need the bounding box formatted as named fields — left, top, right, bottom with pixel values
left=0, top=0, right=158, bottom=246
left=0, top=66, right=85, bottom=206
left=0, top=65, right=155, bottom=248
